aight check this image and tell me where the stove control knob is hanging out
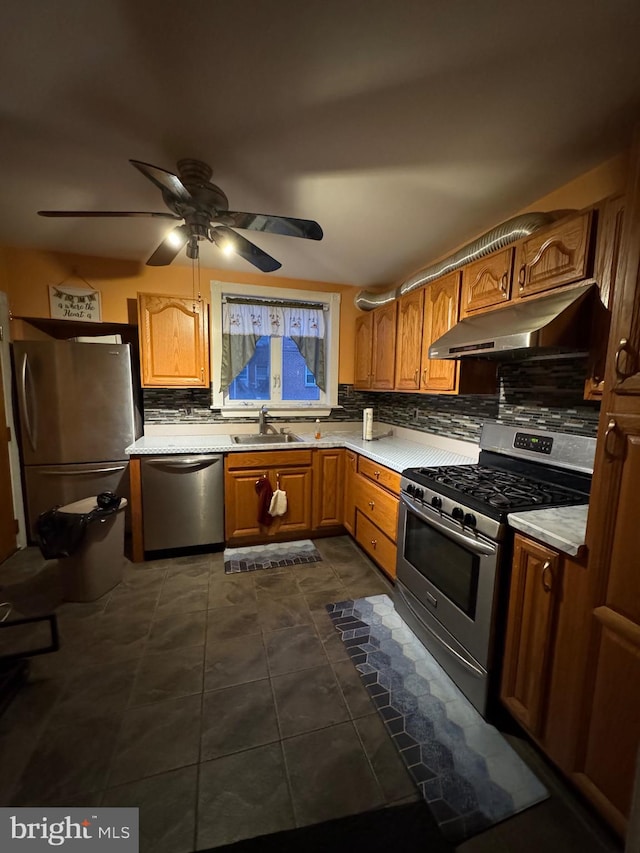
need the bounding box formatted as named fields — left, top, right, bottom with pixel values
left=452, top=506, right=464, bottom=522
left=406, top=483, right=415, bottom=496
left=415, top=487, right=424, bottom=501
left=463, top=513, right=477, bottom=529
left=431, top=496, right=442, bottom=510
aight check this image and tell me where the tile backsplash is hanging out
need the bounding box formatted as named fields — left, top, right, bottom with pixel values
left=143, top=357, right=601, bottom=441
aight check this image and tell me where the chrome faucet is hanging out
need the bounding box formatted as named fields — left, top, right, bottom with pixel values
left=258, top=405, right=277, bottom=435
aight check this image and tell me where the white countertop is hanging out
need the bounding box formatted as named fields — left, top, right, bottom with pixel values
left=127, top=425, right=591, bottom=554
left=507, top=504, right=589, bottom=557
left=126, top=427, right=477, bottom=473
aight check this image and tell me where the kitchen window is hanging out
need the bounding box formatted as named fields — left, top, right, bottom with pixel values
left=210, top=281, right=340, bottom=416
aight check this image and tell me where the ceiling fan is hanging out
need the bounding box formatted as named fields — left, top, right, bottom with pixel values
left=38, top=158, right=323, bottom=273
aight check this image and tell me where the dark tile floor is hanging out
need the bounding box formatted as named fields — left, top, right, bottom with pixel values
left=0, top=536, right=623, bottom=853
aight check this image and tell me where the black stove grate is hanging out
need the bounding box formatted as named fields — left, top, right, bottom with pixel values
left=405, top=463, right=590, bottom=519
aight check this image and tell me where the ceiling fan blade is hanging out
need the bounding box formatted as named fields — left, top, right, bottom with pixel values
left=38, top=210, right=181, bottom=219
left=220, top=211, right=323, bottom=240
left=212, top=226, right=282, bottom=273
left=130, top=160, right=192, bottom=202
left=146, top=225, right=190, bottom=266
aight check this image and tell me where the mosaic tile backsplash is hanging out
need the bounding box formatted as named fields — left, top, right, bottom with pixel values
left=143, top=357, right=600, bottom=440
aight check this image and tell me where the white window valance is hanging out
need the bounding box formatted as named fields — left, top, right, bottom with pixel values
left=222, top=302, right=325, bottom=339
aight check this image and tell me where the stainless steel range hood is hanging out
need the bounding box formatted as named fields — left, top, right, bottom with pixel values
left=429, top=281, right=599, bottom=360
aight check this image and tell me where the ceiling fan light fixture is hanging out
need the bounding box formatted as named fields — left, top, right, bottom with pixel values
left=166, top=230, right=184, bottom=247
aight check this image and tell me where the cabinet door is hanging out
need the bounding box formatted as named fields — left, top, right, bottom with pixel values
left=312, top=449, right=344, bottom=529
left=501, top=535, right=561, bottom=738
left=394, top=289, right=424, bottom=390
left=584, top=195, right=625, bottom=400
left=275, top=467, right=312, bottom=534
left=371, top=302, right=397, bottom=390
left=354, top=313, right=373, bottom=389
left=515, top=212, right=593, bottom=299
left=461, top=248, right=512, bottom=315
left=576, top=414, right=640, bottom=833
left=138, top=294, right=210, bottom=387
left=224, top=467, right=265, bottom=540
left=420, top=272, right=460, bottom=392
left=343, top=450, right=357, bottom=535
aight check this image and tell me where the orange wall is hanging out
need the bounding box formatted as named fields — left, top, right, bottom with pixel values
left=1, top=248, right=360, bottom=384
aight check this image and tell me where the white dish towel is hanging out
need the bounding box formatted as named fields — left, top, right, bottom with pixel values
left=269, top=488, right=288, bottom=517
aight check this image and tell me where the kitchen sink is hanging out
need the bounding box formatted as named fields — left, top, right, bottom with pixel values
left=231, top=433, right=303, bottom=444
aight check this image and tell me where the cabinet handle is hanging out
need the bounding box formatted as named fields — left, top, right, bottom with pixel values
left=368, top=500, right=375, bottom=509
left=200, top=367, right=204, bottom=378
left=422, top=368, right=428, bottom=383
left=371, top=538, right=377, bottom=549
left=603, top=418, right=618, bottom=459
left=414, top=368, right=419, bottom=383
left=500, top=273, right=508, bottom=294
left=614, top=338, right=634, bottom=381
left=374, top=470, right=380, bottom=479
left=541, top=560, right=553, bottom=592
left=518, top=264, right=526, bottom=289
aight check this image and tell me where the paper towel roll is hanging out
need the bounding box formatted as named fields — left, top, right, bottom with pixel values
left=363, top=408, right=374, bottom=440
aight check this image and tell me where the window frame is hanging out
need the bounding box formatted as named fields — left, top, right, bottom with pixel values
left=210, top=280, right=341, bottom=417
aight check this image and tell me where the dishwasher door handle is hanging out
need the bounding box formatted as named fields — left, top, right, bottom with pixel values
left=145, top=456, right=221, bottom=468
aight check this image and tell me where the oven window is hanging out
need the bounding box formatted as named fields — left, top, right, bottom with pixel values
left=404, top=511, right=480, bottom=619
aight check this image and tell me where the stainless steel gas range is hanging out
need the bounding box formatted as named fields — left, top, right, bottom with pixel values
left=394, top=423, right=596, bottom=718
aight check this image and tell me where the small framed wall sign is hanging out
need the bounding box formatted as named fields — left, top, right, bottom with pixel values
left=49, top=284, right=102, bottom=322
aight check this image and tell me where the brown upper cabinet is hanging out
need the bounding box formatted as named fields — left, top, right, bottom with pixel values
left=138, top=293, right=210, bottom=388
left=420, top=272, right=460, bottom=393
left=353, top=312, right=373, bottom=389
left=461, top=247, right=513, bottom=316
left=354, top=302, right=397, bottom=390
left=395, top=289, right=424, bottom=391
left=514, top=211, right=594, bottom=299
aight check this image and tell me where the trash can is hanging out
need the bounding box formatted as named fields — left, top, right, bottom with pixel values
left=56, top=496, right=128, bottom=602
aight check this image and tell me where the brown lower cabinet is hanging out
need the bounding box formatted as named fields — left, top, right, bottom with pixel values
left=500, top=534, right=593, bottom=776
left=352, top=458, right=400, bottom=580
left=224, top=450, right=313, bottom=545
left=224, top=448, right=347, bottom=545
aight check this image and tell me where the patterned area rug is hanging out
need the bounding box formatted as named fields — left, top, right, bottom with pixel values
left=326, top=595, right=548, bottom=844
left=224, top=539, right=323, bottom=574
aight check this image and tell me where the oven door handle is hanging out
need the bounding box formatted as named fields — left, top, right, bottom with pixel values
left=400, top=496, right=496, bottom=556
left=398, top=587, right=485, bottom=678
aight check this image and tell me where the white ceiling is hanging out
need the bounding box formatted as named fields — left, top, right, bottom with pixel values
left=2, top=0, right=640, bottom=288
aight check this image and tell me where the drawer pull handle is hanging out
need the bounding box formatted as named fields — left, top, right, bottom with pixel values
left=541, top=560, right=553, bottom=592
left=374, top=470, right=380, bottom=479
left=368, top=500, right=375, bottom=509
left=500, top=273, right=508, bottom=293
left=518, top=264, right=526, bottom=288
left=371, top=538, right=377, bottom=549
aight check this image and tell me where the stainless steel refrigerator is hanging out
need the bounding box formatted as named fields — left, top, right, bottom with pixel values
left=13, top=340, right=142, bottom=537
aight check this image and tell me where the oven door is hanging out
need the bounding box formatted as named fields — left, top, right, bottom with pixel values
left=396, top=495, right=500, bottom=669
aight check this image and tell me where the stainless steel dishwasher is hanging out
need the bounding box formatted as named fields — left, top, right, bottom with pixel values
left=141, top=455, right=224, bottom=550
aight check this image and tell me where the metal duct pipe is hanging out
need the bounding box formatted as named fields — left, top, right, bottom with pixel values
left=354, top=211, right=570, bottom=311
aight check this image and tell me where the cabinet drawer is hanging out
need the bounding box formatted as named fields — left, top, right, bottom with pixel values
left=226, top=449, right=312, bottom=470
left=354, top=474, right=399, bottom=542
left=356, top=511, right=397, bottom=579
left=357, top=457, right=401, bottom=495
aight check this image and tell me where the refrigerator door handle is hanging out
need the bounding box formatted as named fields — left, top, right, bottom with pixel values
left=36, top=465, right=128, bottom=476
left=20, top=352, right=37, bottom=452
